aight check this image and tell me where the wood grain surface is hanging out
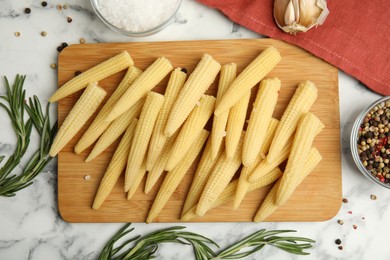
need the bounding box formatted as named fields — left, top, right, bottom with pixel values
left=57, top=39, right=341, bottom=223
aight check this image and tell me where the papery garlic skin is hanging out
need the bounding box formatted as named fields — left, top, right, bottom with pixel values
left=274, top=0, right=330, bottom=34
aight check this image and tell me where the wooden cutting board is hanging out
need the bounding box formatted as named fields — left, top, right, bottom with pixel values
left=57, top=39, right=341, bottom=223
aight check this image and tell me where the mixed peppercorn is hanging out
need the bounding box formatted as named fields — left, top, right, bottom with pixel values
left=357, top=99, right=390, bottom=184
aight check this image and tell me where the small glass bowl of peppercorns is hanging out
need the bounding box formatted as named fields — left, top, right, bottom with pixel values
left=351, top=96, right=390, bottom=188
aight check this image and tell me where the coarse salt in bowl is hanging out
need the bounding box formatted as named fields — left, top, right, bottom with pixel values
left=90, top=0, right=182, bottom=37
left=350, top=96, right=390, bottom=189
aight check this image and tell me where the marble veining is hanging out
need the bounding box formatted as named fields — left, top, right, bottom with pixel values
left=0, top=0, right=389, bottom=259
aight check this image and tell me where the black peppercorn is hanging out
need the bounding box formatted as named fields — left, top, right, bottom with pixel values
left=62, top=42, right=68, bottom=48
left=181, top=68, right=187, bottom=73
left=335, top=239, right=342, bottom=245
left=41, top=1, right=47, bottom=7
left=24, top=8, right=31, bottom=14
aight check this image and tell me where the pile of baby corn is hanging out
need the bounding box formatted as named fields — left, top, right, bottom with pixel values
left=49, top=47, right=324, bottom=223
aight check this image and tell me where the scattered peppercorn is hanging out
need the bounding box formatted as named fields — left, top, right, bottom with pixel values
left=342, top=198, right=348, bottom=203
left=335, top=239, right=342, bottom=245
left=79, top=38, right=86, bottom=44
left=337, top=219, right=344, bottom=225
left=57, top=46, right=63, bottom=52
left=41, top=1, right=47, bottom=7
left=357, top=100, right=390, bottom=184
left=74, top=71, right=82, bottom=76
left=181, top=68, right=187, bottom=73
left=347, top=211, right=352, bottom=214
left=50, top=63, right=57, bottom=69
left=67, top=16, right=72, bottom=23
left=61, top=42, right=68, bottom=48
left=338, top=246, right=343, bottom=250
left=353, top=225, right=357, bottom=229
left=41, top=31, right=47, bottom=37
left=57, top=4, right=62, bottom=11
left=24, top=8, right=31, bottom=14
left=63, top=4, right=69, bottom=9
left=370, top=194, right=377, bottom=200
left=14, top=32, right=21, bottom=37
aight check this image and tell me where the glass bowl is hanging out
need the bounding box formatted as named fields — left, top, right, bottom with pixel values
left=350, top=96, right=390, bottom=189
left=90, top=0, right=182, bottom=37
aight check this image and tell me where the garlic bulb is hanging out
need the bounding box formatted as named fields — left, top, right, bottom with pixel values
left=273, top=0, right=330, bottom=34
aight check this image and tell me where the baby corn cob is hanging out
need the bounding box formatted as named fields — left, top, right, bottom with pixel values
left=125, top=92, right=164, bottom=192
left=146, top=68, right=187, bottom=171
left=146, top=130, right=209, bottom=223
left=92, top=119, right=138, bottom=209
left=49, top=83, right=106, bottom=157
left=181, top=136, right=224, bottom=216
left=164, top=54, right=221, bottom=137
left=225, top=90, right=251, bottom=158
left=242, top=78, right=280, bottom=167
left=196, top=132, right=245, bottom=216
left=165, top=95, right=215, bottom=171
left=276, top=113, right=324, bottom=205
left=49, top=51, right=133, bottom=102
left=211, top=63, right=237, bottom=159
left=85, top=97, right=144, bottom=162
left=267, top=80, right=318, bottom=163
left=234, top=118, right=279, bottom=209
left=253, top=148, right=322, bottom=222
left=214, top=47, right=281, bottom=115
left=106, top=57, right=172, bottom=122
left=145, top=132, right=179, bottom=193
left=181, top=167, right=282, bottom=221
left=75, top=66, right=142, bottom=154
left=127, top=160, right=147, bottom=200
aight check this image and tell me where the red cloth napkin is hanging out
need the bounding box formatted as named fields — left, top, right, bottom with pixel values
left=198, top=0, right=390, bottom=95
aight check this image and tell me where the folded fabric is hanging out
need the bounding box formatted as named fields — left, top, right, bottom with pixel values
left=198, top=0, right=390, bottom=95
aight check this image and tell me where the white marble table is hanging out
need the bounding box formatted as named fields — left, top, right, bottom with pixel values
left=0, top=1, right=388, bottom=259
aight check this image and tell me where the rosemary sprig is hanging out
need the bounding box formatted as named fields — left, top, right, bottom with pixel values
left=0, top=75, right=57, bottom=197
left=99, top=224, right=315, bottom=260
left=211, top=229, right=315, bottom=259
left=99, top=224, right=218, bottom=260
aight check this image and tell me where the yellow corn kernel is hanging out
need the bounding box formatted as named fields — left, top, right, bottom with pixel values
left=234, top=118, right=279, bottom=209
left=267, top=80, right=318, bottom=163
left=127, top=160, right=147, bottom=200
left=242, top=78, right=280, bottom=167
left=146, top=130, right=209, bottom=223
left=254, top=148, right=322, bottom=222
left=225, top=90, right=251, bottom=158
left=145, top=132, right=179, bottom=194
left=165, top=95, right=215, bottom=171
left=49, top=51, right=133, bottom=102
left=276, top=113, right=324, bottom=205
left=181, top=167, right=282, bottom=221
left=214, top=47, right=281, bottom=115
left=164, top=54, right=221, bottom=137
left=125, top=92, right=165, bottom=192
left=196, top=132, right=245, bottom=216
left=85, top=97, right=144, bottom=162
left=49, top=83, right=106, bottom=157
left=75, top=66, right=142, bottom=154
left=211, top=63, right=237, bottom=159
left=92, top=119, right=138, bottom=209
left=106, top=57, right=172, bottom=122
left=181, top=136, right=224, bottom=216
left=146, top=68, right=187, bottom=171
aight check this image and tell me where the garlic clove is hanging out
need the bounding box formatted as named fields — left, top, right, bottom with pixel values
left=274, top=0, right=330, bottom=34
